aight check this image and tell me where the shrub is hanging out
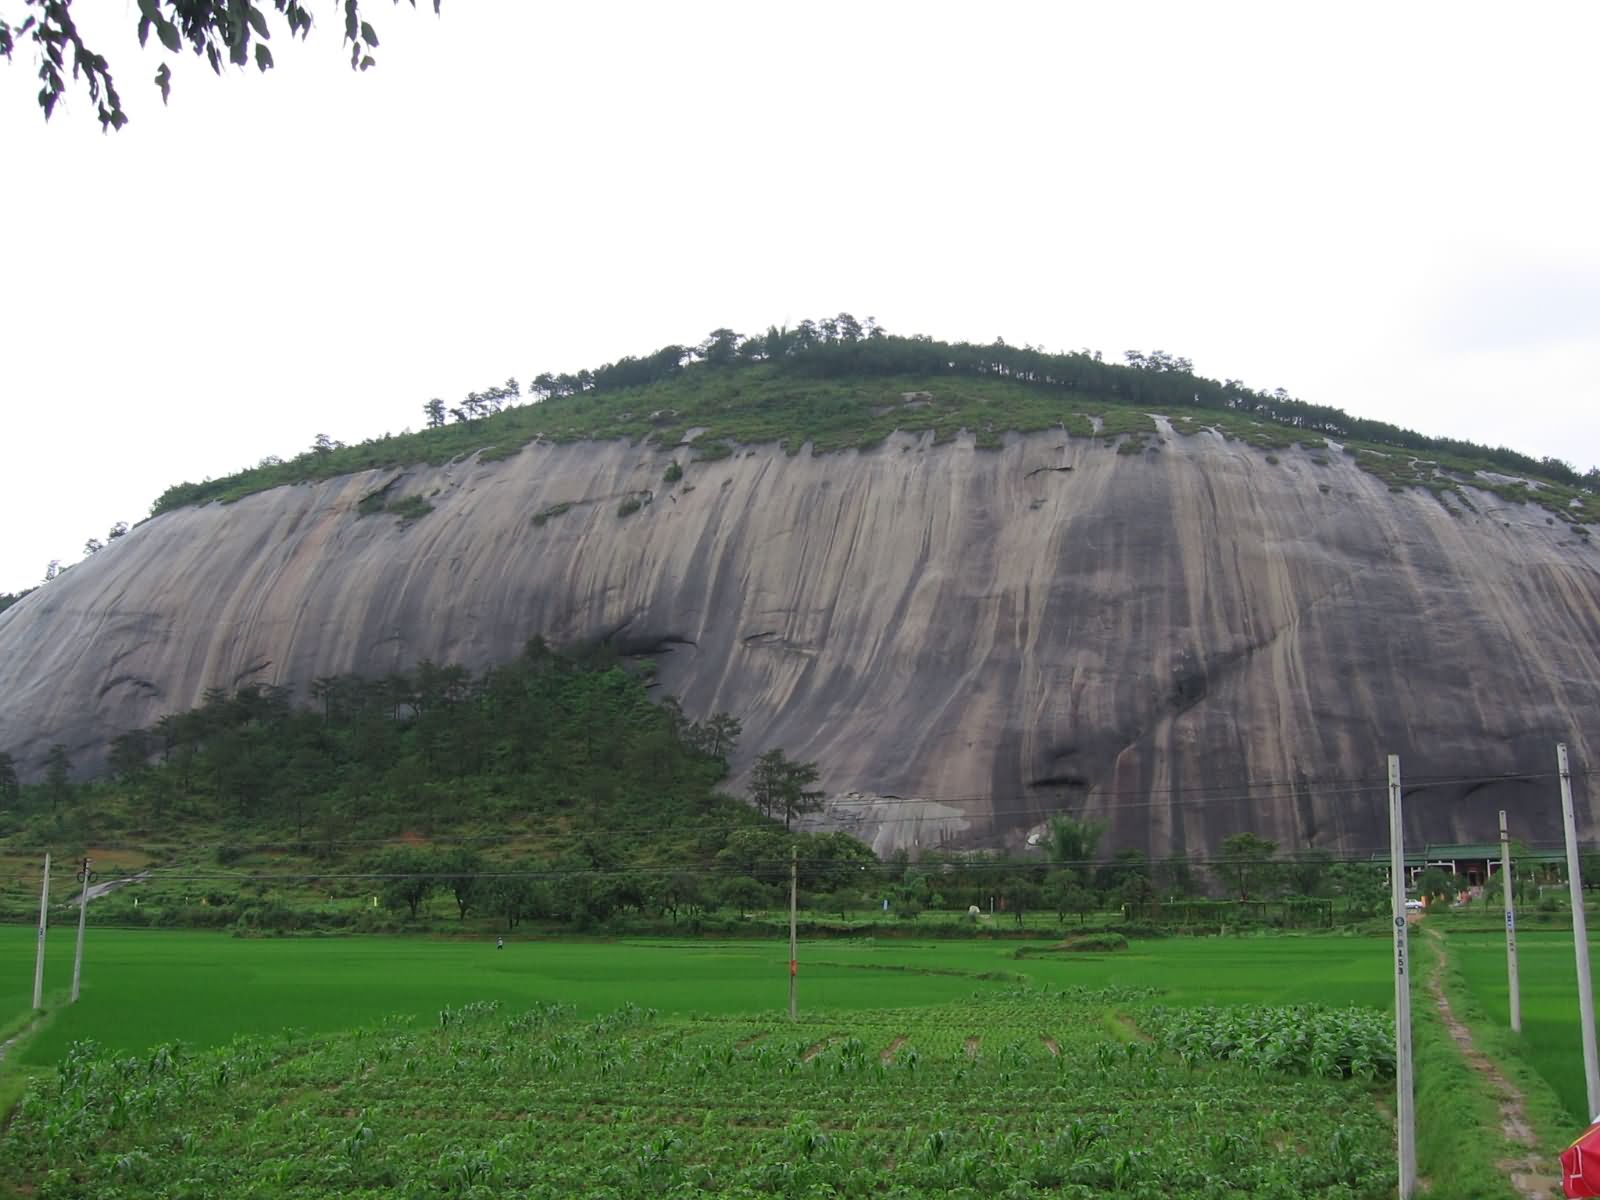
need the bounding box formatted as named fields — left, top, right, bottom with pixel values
left=617, top=496, right=643, bottom=518
left=663, top=461, right=683, bottom=483
left=358, top=492, right=434, bottom=523
left=1060, top=932, right=1128, bottom=952
left=532, top=502, right=573, bottom=527
left=387, top=495, right=434, bottom=522
left=693, top=441, right=733, bottom=462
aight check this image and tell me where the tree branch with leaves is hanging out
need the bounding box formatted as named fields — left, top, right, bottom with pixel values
left=1, top=0, right=440, bottom=130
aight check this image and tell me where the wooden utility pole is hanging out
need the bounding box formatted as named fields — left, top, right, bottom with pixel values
left=1388, top=755, right=1416, bottom=1199
left=1499, top=811, right=1520, bottom=1033
left=71, top=856, right=92, bottom=1004
left=32, top=852, right=50, bottom=1010
left=1557, top=742, right=1600, bottom=1118
left=788, top=845, right=798, bottom=1021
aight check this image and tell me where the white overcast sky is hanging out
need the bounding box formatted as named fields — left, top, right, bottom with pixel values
left=2, top=1, right=1598, bottom=595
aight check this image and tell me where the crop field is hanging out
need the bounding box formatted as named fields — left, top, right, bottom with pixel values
left=0, top=986, right=1398, bottom=1199
left=0, top=927, right=1395, bottom=1065
left=1448, top=929, right=1600, bottom=1123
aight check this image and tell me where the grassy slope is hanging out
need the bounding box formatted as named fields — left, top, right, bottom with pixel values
left=149, top=364, right=1600, bottom=528
left=0, top=792, right=774, bottom=929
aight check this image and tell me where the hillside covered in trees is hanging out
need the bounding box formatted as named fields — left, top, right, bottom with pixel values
left=0, top=639, right=888, bottom=929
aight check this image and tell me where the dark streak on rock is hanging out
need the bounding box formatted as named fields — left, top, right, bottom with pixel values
left=230, top=660, right=272, bottom=686
left=97, top=675, right=160, bottom=701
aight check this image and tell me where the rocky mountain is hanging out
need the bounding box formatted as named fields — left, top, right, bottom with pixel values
left=3, top=415, right=1597, bottom=858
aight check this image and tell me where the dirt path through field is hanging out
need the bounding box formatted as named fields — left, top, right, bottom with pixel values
left=1424, top=929, right=1560, bottom=1200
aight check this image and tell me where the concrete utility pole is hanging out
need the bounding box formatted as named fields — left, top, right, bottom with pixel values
left=788, top=845, right=798, bottom=1021
left=1388, top=755, right=1416, bottom=1200
left=32, top=852, right=50, bottom=1010
left=1499, top=811, right=1520, bottom=1033
left=1557, top=742, right=1600, bottom=1118
left=71, top=857, right=92, bottom=1004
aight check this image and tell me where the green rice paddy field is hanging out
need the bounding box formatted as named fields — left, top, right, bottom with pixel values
left=1449, top=929, right=1600, bottom=1125
left=0, top=925, right=1587, bottom=1199
left=2, top=927, right=1395, bottom=1064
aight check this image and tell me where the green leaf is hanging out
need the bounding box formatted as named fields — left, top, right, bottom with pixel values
left=359, top=55, right=374, bottom=71
left=154, top=61, right=171, bottom=104
left=246, top=6, right=270, bottom=40
left=254, top=42, right=273, bottom=72
left=359, top=21, right=378, bottom=47
left=136, top=0, right=159, bottom=46
left=155, top=15, right=181, bottom=54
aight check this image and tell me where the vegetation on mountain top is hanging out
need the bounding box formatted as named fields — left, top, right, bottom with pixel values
left=142, top=317, right=1600, bottom=531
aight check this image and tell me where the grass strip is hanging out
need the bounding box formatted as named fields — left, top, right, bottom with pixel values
left=1431, top=932, right=1573, bottom=1153
left=1413, top=934, right=1516, bottom=1198
left=1412, top=933, right=1562, bottom=1200
left=0, top=999, right=58, bottom=1129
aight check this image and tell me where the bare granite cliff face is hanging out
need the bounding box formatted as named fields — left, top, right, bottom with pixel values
left=2, top=425, right=1597, bottom=856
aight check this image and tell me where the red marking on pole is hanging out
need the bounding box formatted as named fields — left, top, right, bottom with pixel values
left=789, top=959, right=797, bottom=977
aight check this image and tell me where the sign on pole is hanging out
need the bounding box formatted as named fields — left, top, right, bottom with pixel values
left=32, top=852, right=50, bottom=1010
left=1558, top=742, right=1600, bottom=1118
left=1500, top=810, right=1520, bottom=1033
left=1389, top=755, right=1417, bottom=1199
